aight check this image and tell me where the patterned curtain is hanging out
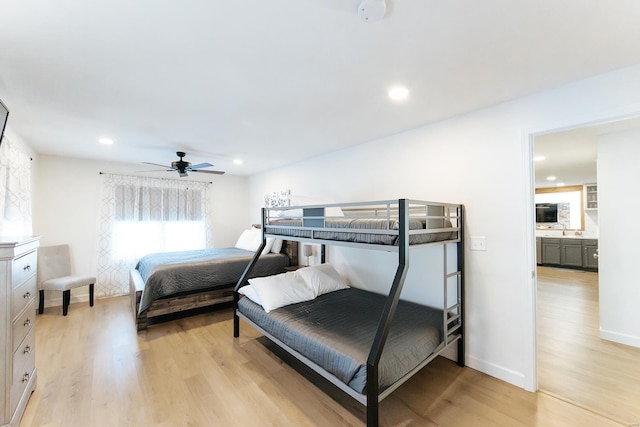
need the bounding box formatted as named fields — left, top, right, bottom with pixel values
left=97, top=173, right=212, bottom=296
left=0, top=138, right=32, bottom=237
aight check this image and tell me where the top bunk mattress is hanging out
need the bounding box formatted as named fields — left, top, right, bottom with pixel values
left=263, top=199, right=461, bottom=247
left=265, top=217, right=455, bottom=245
left=237, top=287, right=444, bottom=394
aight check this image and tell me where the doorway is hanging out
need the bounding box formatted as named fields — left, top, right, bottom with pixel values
left=532, top=121, right=640, bottom=425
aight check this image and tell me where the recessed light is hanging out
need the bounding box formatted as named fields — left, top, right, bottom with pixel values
left=233, top=159, right=243, bottom=165
left=388, top=86, right=409, bottom=101
left=556, top=182, right=565, bottom=187
left=546, top=176, right=557, bottom=181
left=533, top=155, right=545, bottom=162
left=99, top=137, right=114, bottom=145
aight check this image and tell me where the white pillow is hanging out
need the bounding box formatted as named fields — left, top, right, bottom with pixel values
left=235, top=228, right=259, bottom=251
left=235, top=228, right=274, bottom=254
left=238, top=285, right=261, bottom=305
left=248, top=271, right=315, bottom=313
left=297, top=263, right=349, bottom=297
left=277, top=208, right=303, bottom=218
left=270, top=239, right=283, bottom=254
left=262, top=237, right=275, bottom=254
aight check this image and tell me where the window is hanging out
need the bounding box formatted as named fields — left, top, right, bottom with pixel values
left=535, top=185, right=583, bottom=230
left=0, top=138, right=32, bottom=237
left=111, top=183, right=208, bottom=260
left=97, top=174, right=212, bottom=296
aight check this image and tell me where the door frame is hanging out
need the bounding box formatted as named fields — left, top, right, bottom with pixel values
left=522, top=107, right=640, bottom=392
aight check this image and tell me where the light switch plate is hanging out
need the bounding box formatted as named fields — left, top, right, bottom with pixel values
left=470, top=236, right=487, bottom=251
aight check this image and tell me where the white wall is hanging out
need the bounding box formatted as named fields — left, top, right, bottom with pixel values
left=598, top=130, right=640, bottom=347
left=248, top=63, right=640, bottom=391
left=32, top=155, right=250, bottom=305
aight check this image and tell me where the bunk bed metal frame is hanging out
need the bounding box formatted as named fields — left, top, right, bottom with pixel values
left=233, top=199, right=465, bottom=427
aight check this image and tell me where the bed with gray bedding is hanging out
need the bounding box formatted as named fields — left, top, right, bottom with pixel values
left=237, top=287, right=444, bottom=394
left=130, top=247, right=290, bottom=330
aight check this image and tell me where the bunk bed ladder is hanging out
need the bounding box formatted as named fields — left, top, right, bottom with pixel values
left=443, top=204, right=465, bottom=366
left=457, top=205, right=465, bottom=366
left=233, top=209, right=269, bottom=337
left=365, top=199, right=410, bottom=427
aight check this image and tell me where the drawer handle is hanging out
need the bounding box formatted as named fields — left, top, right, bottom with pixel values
left=23, top=265, right=31, bottom=272
left=23, top=319, right=31, bottom=327
left=23, top=345, right=31, bottom=354
left=22, top=373, right=30, bottom=383
left=23, top=291, right=31, bottom=299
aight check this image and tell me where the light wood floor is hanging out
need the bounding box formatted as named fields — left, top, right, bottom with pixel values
left=537, top=266, right=640, bottom=426
left=20, top=295, right=629, bottom=427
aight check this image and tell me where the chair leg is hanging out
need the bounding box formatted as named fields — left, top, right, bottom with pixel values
left=38, top=290, right=45, bottom=314
left=89, top=283, right=94, bottom=307
left=63, top=290, right=70, bottom=316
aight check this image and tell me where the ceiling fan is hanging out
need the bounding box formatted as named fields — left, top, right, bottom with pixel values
left=143, top=151, right=225, bottom=177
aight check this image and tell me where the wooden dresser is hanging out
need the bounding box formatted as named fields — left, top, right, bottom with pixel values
left=0, top=236, right=39, bottom=427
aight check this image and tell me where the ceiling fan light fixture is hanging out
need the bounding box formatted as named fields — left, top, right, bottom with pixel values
left=141, top=151, right=225, bottom=177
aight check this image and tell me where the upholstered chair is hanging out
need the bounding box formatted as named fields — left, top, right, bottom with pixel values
left=37, top=244, right=95, bottom=316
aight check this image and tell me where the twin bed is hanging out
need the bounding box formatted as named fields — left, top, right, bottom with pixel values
left=234, top=199, right=465, bottom=427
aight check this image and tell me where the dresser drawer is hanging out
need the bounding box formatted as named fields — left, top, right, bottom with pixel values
left=11, top=327, right=35, bottom=415
left=12, top=301, right=35, bottom=354
left=12, top=275, right=36, bottom=320
left=12, top=250, right=37, bottom=288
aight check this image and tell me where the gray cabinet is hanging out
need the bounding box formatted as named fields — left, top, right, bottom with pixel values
left=560, top=239, right=583, bottom=268
left=582, top=239, right=599, bottom=270
left=541, top=238, right=561, bottom=265
left=539, top=237, right=598, bottom=271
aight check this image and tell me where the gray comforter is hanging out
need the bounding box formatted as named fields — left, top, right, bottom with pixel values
left=136, top=248, right=289, bottom=314
left=238, top=287, right=443, bottom=394
left=266, top=218, right=455, bottom=245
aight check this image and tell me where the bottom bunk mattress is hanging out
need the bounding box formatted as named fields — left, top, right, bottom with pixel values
left=136, top=248, right=290, bottom=314
left=238, top=287, right=444, bottom=394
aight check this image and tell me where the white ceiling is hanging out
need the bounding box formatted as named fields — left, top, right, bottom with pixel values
left=534, top=116, right=640, bottom=188
left=2, top=0, right=640, bottom=175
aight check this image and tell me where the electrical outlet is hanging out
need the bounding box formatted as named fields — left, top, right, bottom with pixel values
left=470, top=236, right=487, bottom=251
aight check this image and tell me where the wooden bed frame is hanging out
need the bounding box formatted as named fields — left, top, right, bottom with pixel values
left=130, top=241, right=297, bottom=331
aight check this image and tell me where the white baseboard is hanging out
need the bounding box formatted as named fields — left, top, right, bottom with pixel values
left=600, top=328, right=640, bottom=348
left=466, top=354, right=528, bottom=390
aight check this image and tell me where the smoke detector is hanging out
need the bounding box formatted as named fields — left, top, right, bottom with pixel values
left=358, top=0, right=386, bottom=22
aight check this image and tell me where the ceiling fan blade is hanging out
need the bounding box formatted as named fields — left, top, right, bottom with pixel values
left=191, top=169, right=225, bottom=175
left=142, top=161, right=175, bottom=169
left=189, top=162, right=214, bottom=170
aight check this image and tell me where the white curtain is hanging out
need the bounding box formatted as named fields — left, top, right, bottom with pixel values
left=0, top=138, right=32, bottom=237
left=97, top=173, right=212, bottom=296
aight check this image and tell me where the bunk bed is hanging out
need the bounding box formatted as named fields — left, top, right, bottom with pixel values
left=130, top=240, right=296, bottom=331
left=233, top=199, right=464, bottom=427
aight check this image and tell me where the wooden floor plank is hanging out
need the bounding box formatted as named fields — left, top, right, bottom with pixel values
left=537, top=266, right=640, bottom=425
left=20, top=294, right=631, bottom=426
